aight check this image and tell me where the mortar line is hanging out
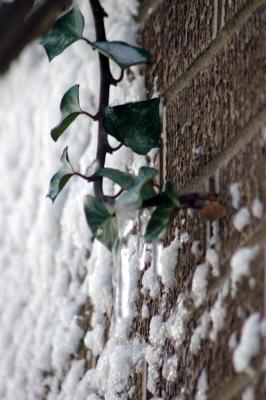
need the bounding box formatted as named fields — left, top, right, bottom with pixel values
left=164, top=0, right=264, bottom=100
left=177, top=106, right=266, bottom=194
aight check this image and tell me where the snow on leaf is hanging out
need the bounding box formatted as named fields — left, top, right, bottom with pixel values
left=91, top=41, right=151, bottom=69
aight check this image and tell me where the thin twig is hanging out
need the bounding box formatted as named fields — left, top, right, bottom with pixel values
left=81, top=110, right=100, bottom=121
left=89, top=0, right=117, bottom=199
left=73, top=171, right=99, bottom=182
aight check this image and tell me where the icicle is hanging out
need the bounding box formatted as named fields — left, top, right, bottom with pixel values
left=113, top=205, right=138, bottom=321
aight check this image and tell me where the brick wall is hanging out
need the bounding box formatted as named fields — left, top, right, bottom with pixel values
left=135, top=0, right=266, bottom=398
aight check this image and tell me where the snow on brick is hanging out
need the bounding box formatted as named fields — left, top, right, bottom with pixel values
left=233, top=313, right=262, bottom=374
left=233, top=207, right=251, bottom=231
left=230, top=246, right=259, bottom=297
left=191, top=263, right=209, bottom=307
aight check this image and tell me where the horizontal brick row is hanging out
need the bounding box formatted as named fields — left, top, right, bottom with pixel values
left=140, top=0, right=215, bottom=93
left=219, top=128, right=266, bottom=261
left=165, top=3, right=266, bottom=190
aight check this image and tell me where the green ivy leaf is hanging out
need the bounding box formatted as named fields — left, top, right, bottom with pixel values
left=47, top=147, right=74, bottom=202
left=51, top=84, right=81, bottom=142
left=92, top=41, right=151, bottom=69
left=97, top=168, right=136, bottom=190
left=144, top=182, right=180, bottom=243
left=116, top=167, right=157, bottom=210
left=41, top=6, right=84, bottom=61
left=84, top=195, right=118, bottom=250
left=103, top=98, right=161, bottom=155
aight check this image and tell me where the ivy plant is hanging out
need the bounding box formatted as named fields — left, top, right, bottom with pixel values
left=44, top=0, right=224, bottom=251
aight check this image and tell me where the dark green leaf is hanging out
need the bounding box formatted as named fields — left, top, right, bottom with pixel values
left=92, top=41, right=151, bottom=69
left=47, top=147, right=74, bottom=202
left=51, top=84, right=81, bottom=141
left=103, top=98, right=161, bottom=155
left=41, top=6, right=84, bottom=61
left=116, top=167, right=157, bottom=210
left=145, top=182, right=180, bottom=243
left=97, top=168, right=136, bottom=190
left=84, top=195, right=118, bottom=250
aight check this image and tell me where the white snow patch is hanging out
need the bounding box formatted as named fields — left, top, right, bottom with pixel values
left=142, top=266, right=160, bottom=299
left=230, top=246, right=259, bottom=297
left=162, top=355, right=178, bottom=382
left=190, top=311, right=210, bottom=355
left=230, top=182, right=241, bottom=209
left=233, top=313, right=262, bottom=374
left=158, top=236, right=179, bottom=288
left=251, top=198, right=263, bottom=219
left=209, top=281, right=228, bottom=341
left=206, top=248, right=220, bottom=277
left=233, top=207, right=251, bottom=231
left=242, top=386, right=255, bottom=400
left=195, top=370, right=208, bottom=400
left=191, top=264, right=209, bottom=307
left=141, top=304, right=150, bottom=319
left=193, top=146, right=205, bottom=156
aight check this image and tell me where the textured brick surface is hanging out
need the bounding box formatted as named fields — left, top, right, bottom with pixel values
left=165, top=4, right=266, bottom=190
left=140, top=0, right=215, bottom=93
left=222, top=0, right=250, bottom=27
left=137, top=0, right=266, bottom=399
left=219, top=129, right=266, bottom=262
left=157, top=249, right=265, bottom=399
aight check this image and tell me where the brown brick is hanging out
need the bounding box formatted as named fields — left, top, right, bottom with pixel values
left=140, top=0, right=215, bottom=93
left=165, top=4, right=266, bottom=189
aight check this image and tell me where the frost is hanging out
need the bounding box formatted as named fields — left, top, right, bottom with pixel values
left=230, top=182, right=241, bottom=209
left=191, top=264, right=209, bottom=307
left=233, top=313, right=262, bottom=374
left=251, top=198, right=263, bottom=219
left=230, top=246, right=258, bottom=297
left=233, top=207, right=251, bottom=231
left=195, top=370, right=208, bottom=400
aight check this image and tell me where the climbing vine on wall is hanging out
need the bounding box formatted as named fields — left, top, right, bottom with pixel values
left=43, top=1, right=224, bottom=251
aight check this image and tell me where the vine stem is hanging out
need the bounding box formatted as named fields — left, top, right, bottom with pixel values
left=89, top=0, right=117, bottom=200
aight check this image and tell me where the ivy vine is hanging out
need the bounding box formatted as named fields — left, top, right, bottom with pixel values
left=43, top=1, right=225, bottom=251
